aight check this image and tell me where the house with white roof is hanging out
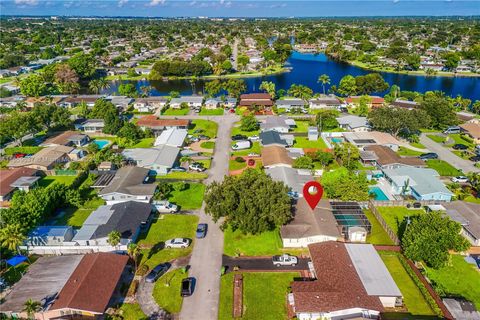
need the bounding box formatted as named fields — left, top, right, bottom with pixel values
left=382, top=167, right=453, bottom=201
left=154, top=128, right=188, bottom=147
left=336, top=115, right=371, bottom=132
left=170, top=96, right=203, bottom=108
left=122, top=145, right=180, bottom=175
left=260, top=116, right=296, bottom=133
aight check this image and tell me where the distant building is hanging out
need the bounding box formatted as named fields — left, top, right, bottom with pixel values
left=262, top=146, right=293, bottom=169
left=308, top=96, right=342, bottom=109
left=336, top=115, right=371, bottom=132
left=260, top=116, right=296, bottom=133
left=154, top=128, right=188, bottom=147
left=27, top=226, right=75, bottom=246
left=391, top=99, right=419, bottom=110
left=133, top=97, right=169, bottom=113
left=362, top=145, right=426, bottom=169
left=346, top=96, right=384, bottom=108
left=239, top=93, right=273, bottom=108
left=460, top=122, right=480, bottom=144
left=80, top=119, right=105, bottom=134
left=442, top=201, right=480, bottom=246
left=266, top=166, right=312, bottom=195
left=40, top=130, right=89, bottom=147
left=170, top=96, right=203, bottom=108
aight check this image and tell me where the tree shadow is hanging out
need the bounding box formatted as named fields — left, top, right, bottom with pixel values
left=147, top=241, right=165, bottom=260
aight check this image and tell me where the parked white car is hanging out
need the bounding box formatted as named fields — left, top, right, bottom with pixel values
left=232, top=140, right=252, bottom=150
left=165, top=238, right=190, bottom=248
left=153, top=201, right=179, bottom=213
left=272, top=254, right=298, bottom=267
left=451, top=176, right=469, bottom=183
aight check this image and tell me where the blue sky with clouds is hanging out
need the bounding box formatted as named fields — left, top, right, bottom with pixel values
left=1, top=0, right=479, bottom=17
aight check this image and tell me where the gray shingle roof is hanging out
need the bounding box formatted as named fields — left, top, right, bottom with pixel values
left=99, top=166, right=157, bottom=196
left=259, top=131, right=288, bottom=146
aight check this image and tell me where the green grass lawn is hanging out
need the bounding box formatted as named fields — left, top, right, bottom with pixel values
left=199, top=107, right=224, bottom=115
left=427, top=135, right=446, bottom=144
left=54, top=197, right=105, bottom=227
left=156, top=172, right=208, bottom=180
left=409, top=142, right=426, bottom=149
left=397, top=147, right=424, bottom=157
left=424, top=254, right=480, bottom=309
left=448, top=134, right=474, bottom=149
left=118, top=303, right=148, bottom=320
left=223, top=227, right=296, bottom=256
left=195, top=159, right=211, bottom=169
left=230, top=123, right=260, bottom=137
left=292, top=120, right=314, bottom=133
left=380, top=252, right=435, bottom=316
left=293, top=137, right=328, bottom=149
left=137, top=214, right=199, bottom=269
left=452, top=150, right=473, bottom=160
left=231, top=141, right=261, bottom=157
left=219, top=272, right=299, bottom=320
left=377, top=207, right=425, bottom=236
left=189, top=119, right=219, bottom=138
left=162, top=108, right=190, bottom=115
left=153, top=268, right=188, bottom=314
left=166, top=182, right=205, bottom=210
left=131, top=137, right=155, bottom=148
left=200, top=141, right=215, bottom=149
left=4, top=146, right=44, bottom=155
left=38, top=175, right=77, bottom=188
left=229, top=159, right=247, bottom=171
left=426, top=159, right=462, bottom=177
left=364, top=209, right=394, bottom=245
left=464, top=195, right=480, bottom=204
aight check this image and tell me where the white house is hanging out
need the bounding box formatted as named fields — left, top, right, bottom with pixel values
left=133, top=97, right=168, bottom=113
left=308, top=96, right=342, bottom=109
left=81, top=119, right=105, bottom=134
left=260, top=116, right=296, bottom=133
left=204, top=98, right=221, bottom=109
left=154, top=128, right=188, bottom=147
left=122, top=145, right=180, bottom=175
left=336, top=115, right=371, bottom=132
left=170, top=96, right=203, bottom=108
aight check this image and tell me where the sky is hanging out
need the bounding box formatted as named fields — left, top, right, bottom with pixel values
left=0, top=0, right=479, bottom=17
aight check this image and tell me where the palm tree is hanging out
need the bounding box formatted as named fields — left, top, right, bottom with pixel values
left=317, top=74, right=330, bottom=95
left=127, top=243, right=141, bottom=272
left=23, top=299, right=41, bottom=319
left=140, top=85, right=152, bottom=98
left=0, top=224, right=26, bottom=254
left=107, top=230, right=121, bottom=249
left=89, top=78, right=110, bottom=94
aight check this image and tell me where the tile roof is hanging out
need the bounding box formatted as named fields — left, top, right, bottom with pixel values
left=0, top=168, right=38, bottom=197
left=8, top=145, right=73, bottom=169
left=460, top=122, right=480, bottom=139
left=41, top=130, right=79, bottom=146
left=51, top=253, right=128, bottom=314
left=261, top=146, right=293, bottom=167
left=137, top=115, right=190, bottom=128
left=291, top=242, right=384, bottom=314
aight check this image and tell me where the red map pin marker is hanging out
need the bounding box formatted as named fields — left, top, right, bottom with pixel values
left=303, top=181, right=324, bottom=210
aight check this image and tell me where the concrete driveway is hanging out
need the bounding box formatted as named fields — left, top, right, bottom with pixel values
left=222, top=255, right=310, bottom=272
left=420, top=134, right=479, bottom=173
left=180, top=114, right=238, bottom=320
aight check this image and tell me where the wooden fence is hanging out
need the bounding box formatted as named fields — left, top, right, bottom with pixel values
left=368, top=200, right=401, bottom=245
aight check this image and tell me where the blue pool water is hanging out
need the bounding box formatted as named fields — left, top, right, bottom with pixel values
left=369, top=187, right=389, bottom=201
left=331, top=137, right=343, bottom=143
left=94, top=140, right=109, bottom=149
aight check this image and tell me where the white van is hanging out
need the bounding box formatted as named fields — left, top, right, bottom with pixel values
left=443, top=126, right=461, bottom=134
left=232, top=140, right=252, bottom=150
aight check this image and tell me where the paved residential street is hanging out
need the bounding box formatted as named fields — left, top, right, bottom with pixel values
left=180, top=114, right=239, bottom=320
left=222, top=255, right=310, bottom=272
left=420, top=134, right=480, bottom=173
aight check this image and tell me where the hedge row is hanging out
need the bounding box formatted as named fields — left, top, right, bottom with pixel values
left=4, top=146, right=43, bottom=155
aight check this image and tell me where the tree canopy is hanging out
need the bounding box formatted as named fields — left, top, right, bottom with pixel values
left=321, top=167, right=370, bottom=201
left=204, top=169, right=292, bottom=234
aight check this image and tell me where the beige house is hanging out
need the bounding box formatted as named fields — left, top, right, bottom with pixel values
left=460, top=122, right=480, bottom=144
left=8, top=145, right=73, bottom=171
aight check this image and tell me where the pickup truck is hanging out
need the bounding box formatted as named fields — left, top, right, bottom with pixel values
left=272, top=254, right=298, bottom=267
left=152, top=200, right=179, bottom=213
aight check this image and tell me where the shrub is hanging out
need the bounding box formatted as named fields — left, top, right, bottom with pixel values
left=136, top=264, right=149, bottom=276
left=235, top=157, right=246, bottom=163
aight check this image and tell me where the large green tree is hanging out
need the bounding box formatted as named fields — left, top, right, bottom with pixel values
left=368, top=107, right=430, bottom=137
left=420, top=93, right=457, bottom=129
left=68, top=53, right=97, bottom=79
left=239, top=114, right=259, bottom=131
left=204, top=169, right=291, bottom=234
left=19, top=74, right=48, bottom=97
left=0, top=224, right=26, bottom=254
left=321, top=167, right=369, bottom=201
left=402, top=212, right=470, bottom=269
left=315, top=109, right=339, bottom=131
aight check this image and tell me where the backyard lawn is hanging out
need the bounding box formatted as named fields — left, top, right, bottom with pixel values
left=397, top=147, right=424, bottom=157
left=162, top=108, right=189, bottom=115
left=131, top=137, right=154, bottom=148
left=380, top=252, right=435, bottom=316
left=219, top=272, right=299, bottom=320
left=293, top=137, right=328, bottom=149
left=189, top=119, right=219, bottom=138
left=364, top=209, right=394, bottom=245
left=137, top=214, right=199, bottom=269
left=38, top=175, right=77, bottom=188
left=153, top=268, right=188, bottom=314
left=292, top=120, right=314, bottom=133
left=377, top=207, right=425, bottom=236
left=53, top=197, right=105, bottom=227
left=156, top=172, right=208, bottom=180
left=230, top=123, right=259, bottom=137
left=426, top=159, right=462, bottom=177
left=166, top=182, right=205, bottom=210
left=199, top=107, right=224, bottom=115
left=424, top=254, right=480, bottom=309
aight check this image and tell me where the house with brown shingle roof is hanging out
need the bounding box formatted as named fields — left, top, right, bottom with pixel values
left=363, top=145, right=426, bottom=169
left=261, top=145, right=293, bottom=169
left=239, top=93, right=273, bottom=108
left=289, top=242, right=402, bottom=320
left=460, top=122, right=480, bottom=144
left=40, top=130, right=89, bottom=147
left=137, top=115, right=190, bottom=135
left=8, top=145, right=74, bottom=171
left=0, top=168, right=40, bottom=201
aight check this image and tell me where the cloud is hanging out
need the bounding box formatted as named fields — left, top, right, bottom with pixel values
left=14, top=0, right=38, bottom=5
left=189, top=1, right=197, bottom=6
left=147, top=0, right=166, bottom=6
left=118, top=0, right=128, bottom=7
left=392, top=0, right=400, bottom=3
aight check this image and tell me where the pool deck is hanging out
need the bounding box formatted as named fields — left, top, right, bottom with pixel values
left=371, top=180, right=396, bottom=201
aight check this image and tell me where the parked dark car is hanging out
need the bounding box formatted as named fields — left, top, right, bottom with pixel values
left=145, top=263, right=170, bottom=283
left=232, top=134, right=248, bottom=141
left=197, top=135, right=209, bottom=140
left=452, top=144, right=468, bottom=150
left=419, top=153, right=438, bottom=160
left=181, top=277, right=195, bottom=296
left=171, top=166, right=187, bottom=172
left=196, top=223, right=208, bottom=238
left=470, top=155, right=480, bottom=162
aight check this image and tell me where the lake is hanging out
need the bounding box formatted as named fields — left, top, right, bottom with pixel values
left=105, top=52, right=480, bottom=101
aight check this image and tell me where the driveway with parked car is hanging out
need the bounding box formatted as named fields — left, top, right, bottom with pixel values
left=222, top=255, right=310, bottom=272
left=420, top=133, right=480, bottom=173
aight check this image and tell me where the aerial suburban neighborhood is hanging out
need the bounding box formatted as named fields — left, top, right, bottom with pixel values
left=0, top=1, right=479, bottom=320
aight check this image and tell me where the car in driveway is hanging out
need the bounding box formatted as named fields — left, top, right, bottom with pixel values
left=232, top=140, right=252, bottom=150
left=470, top=155, right=480, bottom=162
left=181, top=277, right=195, bottom=296
left=232, top=134, right=248, bottom=141
left=452, top=144, right=469, bottom=150
left=145, top=263, right=170, bottom=283
left=248, top=135, right=259, bottom=141
left=419, top=152, right=439, bottom=160
left=272, top=254, right=298, bottom=267
left=171, top=166, right=187, bottom=172
left=196, top=223, right=208, bottom=238
left=189, top=162, right=206, bottom=172
left=451, top=176, right=469, bottom=183
left=153, top=200, right=179, bottom=213
left=165, top=238, right=190, bottom=249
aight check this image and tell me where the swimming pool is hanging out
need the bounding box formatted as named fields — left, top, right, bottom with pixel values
left=369, top=187, right=389, bottom=201
left=331, top=137, right=343, bottom=143
left=93, top=140, right=110, bottom=149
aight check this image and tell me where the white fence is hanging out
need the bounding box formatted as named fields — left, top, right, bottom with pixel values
left=19, top=244, right=127, bottom=255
